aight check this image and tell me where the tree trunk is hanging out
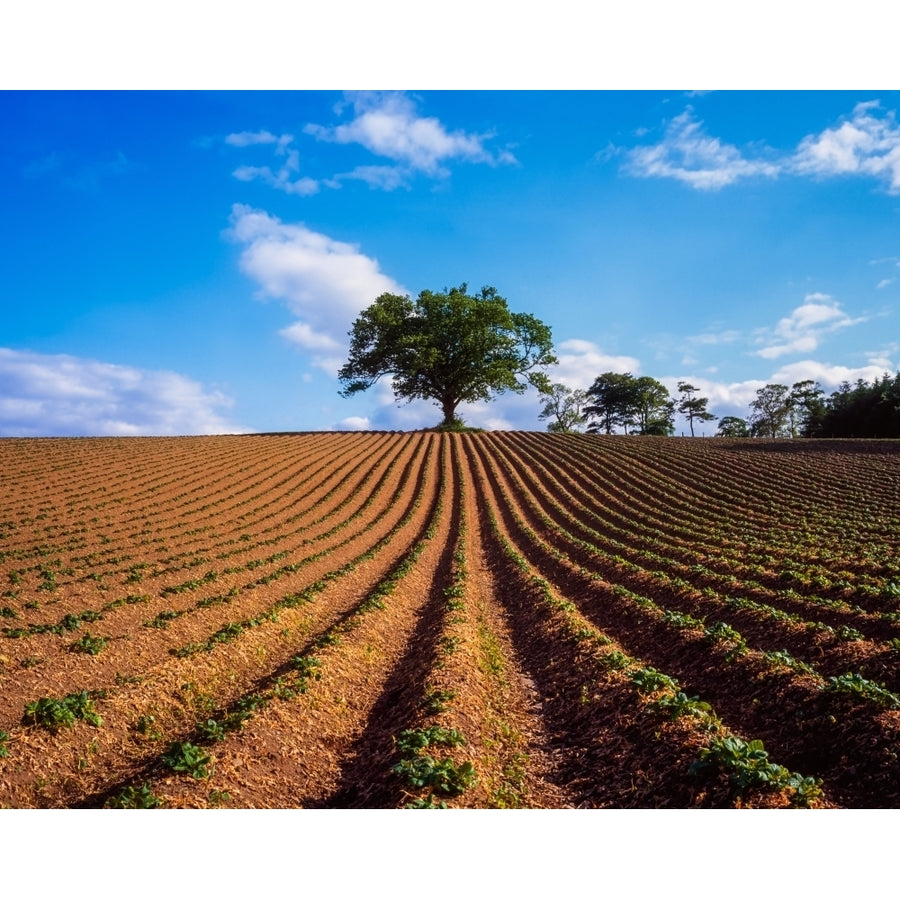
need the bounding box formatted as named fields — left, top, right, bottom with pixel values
left=440, top=397, right=458, bottom=427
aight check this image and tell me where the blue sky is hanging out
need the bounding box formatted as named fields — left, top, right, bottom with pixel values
left=2, top=89, right=899, bottom=436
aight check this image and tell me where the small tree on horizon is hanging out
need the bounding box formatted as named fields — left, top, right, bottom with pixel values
left=717, top=416, right=750, bottom=437
left=676, top=382, right=717, bottom=436
left=538, top=383, right=588, bottom=433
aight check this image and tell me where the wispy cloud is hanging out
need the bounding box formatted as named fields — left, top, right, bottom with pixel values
left=305, top=91, right=516, bottom=185
left=791, top=101, right=900, bottom=193
left=753, top=294, right=866, bottom=359
left=225, top=130, right=293, bottom=150
left=0, top=349, right=242, bottom=437
left=621, top=100, right=900, bottom=193
left=226, top=131, right=319, bottom=196
left=227, top=204, right=406, bottom=374
left=622, top=107, right=779, bottom=190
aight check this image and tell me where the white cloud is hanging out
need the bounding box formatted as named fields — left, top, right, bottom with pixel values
left=332, top=416, right=371, bottom=431
left=688, top=329, right=742, bottom=346
left=753, top=295, right=865, bottom=359
left=552, top=339, right=641, bottom=390
left=623, top=108, right=779, bottom=190
left=877, top=278, right=895, bottom=289
left=621, top=100, right=900, bottom=193
left=228, top=204, right=406, bottom=374
left=0, top=349, right=243, bottom=437
left=770, top=359, right=895, bottom=389
left=792, top=101, right=900, bottom=193
left=305, top=91, right=516, bottom=182
left=328, top=165, right=411, bottom=191
left=226, top=131, right=293, bottom=150
left=226, top=132, right=317, bottom=196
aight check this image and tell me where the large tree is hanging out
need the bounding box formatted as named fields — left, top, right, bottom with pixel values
left=788, top=379, right=826, bottom=437
left=337, top=284, right=557, bottom=428
left=749, top=383, right=791, bottom=437
left=585, top=372, right=674, bottom=435
left=585, top=372, right=635, bottom=434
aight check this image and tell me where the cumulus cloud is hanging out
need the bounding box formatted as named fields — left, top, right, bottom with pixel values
left=227, top=204, right=406, bottom=374
left=0, top=348, right=243, bottom=437
left=622, top=108, right=779, bottom=190
left=791, top=101, right=900, bottom=193
left=753, top=294, right=866, bottom=359
left=552, top=339, right=641, bottom=390
left=770, top=358, right=896, bottom=389
left=304, top=91, right=516, bottom=186
left=333, top=416, right=371, bottom=431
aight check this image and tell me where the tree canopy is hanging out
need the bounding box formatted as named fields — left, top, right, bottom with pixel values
left=585, top=373, right=674, bottom=436
left=538, top=383, right=588, bottom=433
left=338, top=284, right=557, bottom=428
left=676, top=382, right=717, bottom=436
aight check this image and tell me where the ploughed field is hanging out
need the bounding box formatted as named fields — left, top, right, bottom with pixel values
left=1, top=433, right=899, bottom=808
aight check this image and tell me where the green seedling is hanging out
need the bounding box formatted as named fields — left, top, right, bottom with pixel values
left=106, top=783, right=164, bottom=809
left=162, top=741, right=212, bottom=778
left=395, top=726, right=465, bottom=755
left=69, top=631, right=108, bottom=655
left=393, top=755, right=477, bottom=795
left=23, top=691, right=102, bottom=730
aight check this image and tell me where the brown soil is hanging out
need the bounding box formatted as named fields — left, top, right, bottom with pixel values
left=1, top=432, right=898, bottom=808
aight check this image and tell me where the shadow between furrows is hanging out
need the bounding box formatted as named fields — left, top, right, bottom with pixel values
left=464, top=438, right=712, bottom=808
left=472, top=439, right=900, bottom=807
left=308, top=449, right=462, bottom=809
left=71, top=440, right=442, bottom=809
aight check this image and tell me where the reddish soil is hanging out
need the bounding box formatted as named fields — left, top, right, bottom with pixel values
left=1, top=433, right=898, bottom=808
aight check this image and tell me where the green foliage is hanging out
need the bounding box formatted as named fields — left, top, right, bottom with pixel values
left=704, top=621, right=747, bottom=657
left=290, top=654, right=322, bottom=682
left=0, top=730, right=9, bottom=758
left=677, top=382, right=717, bottom=436
left=338, top=284, right=557, bottom=427
left=68, top=631, right=108, bottom=655
left=106, top=783, right=164, bottom=809
left=23, top=691, right=102, bottom=731
left=690, top=736, right=823, bottom=806
left=162, top=741, right=212, bottom=778
left=585, top=372, right=674, bottom=435
left=196, top=719, right=228, bottom=742
left=748, top=384, right=791, bottom=437
left=630, top=667, right=679, bottom=694
left=538, top=383, right=588, bottom=433
left=761, top=649, right=815, bottom=675
left=393, top=755, right=478, bottom=795
left=824, top=673, right=900, bottom=709
left=395, top=727, right=465, bottom=755
left=423, top=687, right=455, bottom=714
left=651, top=691, right=713, bottom=721
left=145, top=609, right=180, bottom=629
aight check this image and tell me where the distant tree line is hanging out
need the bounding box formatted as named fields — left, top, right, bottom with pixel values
left=539, top=372, right=900, bottom=438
